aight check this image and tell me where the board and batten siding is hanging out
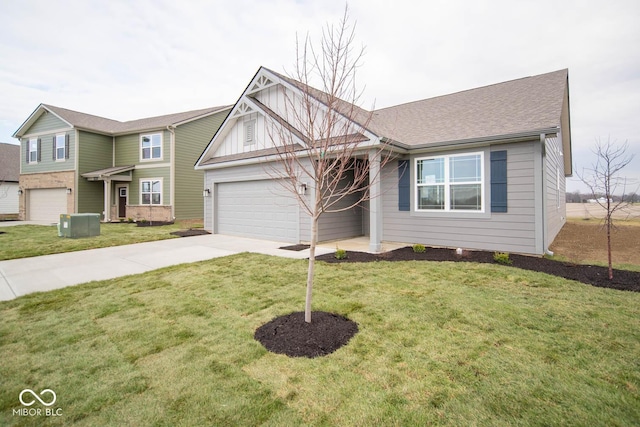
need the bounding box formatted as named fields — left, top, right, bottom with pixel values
left=77, top=131, right=113, bottom=214
left=382, top=142, right=540, bottom=254
left=20, top=132, right=76, bottom=174
left=174, top=111, right=227, bottom=219
left=203, top=161, right=310, bottom=241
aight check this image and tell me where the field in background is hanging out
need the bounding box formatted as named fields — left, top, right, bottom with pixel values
left=551, top=204, right=640, bottom=268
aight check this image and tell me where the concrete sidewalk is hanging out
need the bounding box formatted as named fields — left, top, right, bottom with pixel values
left=0, top=234, right=335, bottom=301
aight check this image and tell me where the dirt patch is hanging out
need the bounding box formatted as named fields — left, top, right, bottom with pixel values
left=255, top=311, right=358, bottom=358
left=550, top=220, right=640, bottom=266
left=170, top=229, right=211, bottom=237
left=316, top=247, right=640, bottom=293
left=136, top=221, right=175, bottom=227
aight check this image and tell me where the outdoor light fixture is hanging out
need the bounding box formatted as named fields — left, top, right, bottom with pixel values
left=17, top=189, right=23, bottom=195
left=66, top=188, right=72, bottom=194
left=297, top=183, right=307, bottom=195
left=202, top=188, right=211, bottom=197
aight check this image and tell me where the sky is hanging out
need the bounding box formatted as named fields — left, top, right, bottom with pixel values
left=1, top=0, right=638, bottom=193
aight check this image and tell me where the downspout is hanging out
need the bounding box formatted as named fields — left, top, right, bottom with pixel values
left=540, top=133, right=554, bottom=256
left=167, top=125, right=176, bottom=220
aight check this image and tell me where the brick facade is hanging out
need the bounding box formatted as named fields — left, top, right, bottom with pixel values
left=110, top=205, right=172, bottom=222
left=18, top=171, right=75, bottom=220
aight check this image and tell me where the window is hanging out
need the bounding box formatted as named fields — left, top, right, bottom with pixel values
left=141, top=179, right=162, bottom=205
left=141, top=133, right=162, bottom=160
left=28, top=139, right=39, bottom=163
left=243, top=120, right=256, bottom=145
left=416, top=153, right=484, bottom=212
left=55, top=134, right=66, bottom=160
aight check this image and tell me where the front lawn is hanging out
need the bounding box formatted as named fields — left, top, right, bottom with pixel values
left=1, top=254, right=638, bottom=426
left=0, top=221, right=200, bottom=260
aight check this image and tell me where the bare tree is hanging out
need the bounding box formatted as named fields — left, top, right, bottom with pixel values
left=267, top=7, right=394, bottom=323
left=577, top=138, right=637, bottom=279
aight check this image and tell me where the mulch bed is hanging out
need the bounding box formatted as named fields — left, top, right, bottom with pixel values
left=279, top=244, right=311, bottom=251
left=316, top=247, right=640, bottom=293
left=169, top=229, right=211, bottom=237
left=136, top=221, right=175, bottom=227
left=254, top=311, right=358, bottom=358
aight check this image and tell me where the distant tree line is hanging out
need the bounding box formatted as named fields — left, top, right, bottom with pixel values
left=565, top=191, right=640, bottom=203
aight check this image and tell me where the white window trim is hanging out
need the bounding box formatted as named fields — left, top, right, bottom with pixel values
left=140, top=178, right=163, bottom=205
left=415, top=152, right=485, bottom=213
left=28, top=138, right=38, bottom=163
left=55, top=134, right=66, bottom=161
left=140, top=133, right=163, bottom=162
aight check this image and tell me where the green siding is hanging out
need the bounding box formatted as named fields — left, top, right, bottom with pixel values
left=114, top=130, right=171, bottom=165
left=25, top=111, right=69, bottom=134
left=77, top=131, right=114, bottom=213
left=129, top=168, right=170, bottom=205
left=20, top=132, right=76, bottom=174
left=174, top=110, right=228, bottom=219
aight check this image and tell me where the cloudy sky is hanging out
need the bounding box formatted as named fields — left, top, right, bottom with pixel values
left=1, top=0, right=638, bottom=193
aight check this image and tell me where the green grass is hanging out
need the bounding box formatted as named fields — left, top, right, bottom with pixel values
left=0, top=222, right=201, bottom=260
left=1, top=254, right=638, bottom=426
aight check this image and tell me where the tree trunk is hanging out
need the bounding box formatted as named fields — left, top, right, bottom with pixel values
left=606, top=213, right=613, bottom=280
left=305, top=215, right=319, bottom=323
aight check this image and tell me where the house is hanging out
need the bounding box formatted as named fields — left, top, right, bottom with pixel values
left=195, top=67, right=571, bottom=255
left=0, top=142, right=20, bottom=220
left=13, top=104, right=230, bottom=223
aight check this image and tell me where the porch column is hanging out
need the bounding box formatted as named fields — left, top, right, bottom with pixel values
left=103, top=179, right=111, bottom=222
left=369, top=149, right=382, bottom=252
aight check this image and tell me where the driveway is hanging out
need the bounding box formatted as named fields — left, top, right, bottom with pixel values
left=0, top=234, right=334, bottom=301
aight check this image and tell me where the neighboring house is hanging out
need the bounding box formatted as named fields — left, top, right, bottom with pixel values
left=0, top=142, right=20, bottom=219
left=195, top=67, right=572, bottom=255
left=13, top=104, right=230, bottom=223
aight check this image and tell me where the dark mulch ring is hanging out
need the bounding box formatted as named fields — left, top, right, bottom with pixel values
left=136, top=221, right=175, bottom=227
left=279, top=244, right=311, bottom=251
left=316, top=247, right=640, bottom=293
left=170, top=229, right=211, bottom=237
left=255, top=311, right=359, bottom=358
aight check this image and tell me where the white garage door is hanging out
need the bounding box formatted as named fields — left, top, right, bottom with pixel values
left=217, top=180, right=298, bottom=242
left=28, top=188, right=67, bottom=222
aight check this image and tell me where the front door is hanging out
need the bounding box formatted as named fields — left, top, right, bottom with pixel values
left=118, top=187, right=127, bottom=218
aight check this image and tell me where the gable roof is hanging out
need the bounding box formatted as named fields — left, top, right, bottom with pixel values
left=13, top=104, right=232, bottom=138
left=196, top=66, right=571, bottom=171
left=0, top=143, right=20, bottom=182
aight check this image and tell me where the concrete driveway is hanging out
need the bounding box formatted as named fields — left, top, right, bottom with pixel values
left=0, top=234, right=334, bottom=301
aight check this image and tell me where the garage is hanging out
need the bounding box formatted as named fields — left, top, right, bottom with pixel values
left=28, top=188, right=67, bottom=222
left=216, top=180, right=299, bottom=242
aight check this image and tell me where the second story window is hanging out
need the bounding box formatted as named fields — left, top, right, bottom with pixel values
left=28, top=138, right=40, bottom=163
left=54, top=134, right=67, bottom=160
left=141, top=133, right=162, bottom=160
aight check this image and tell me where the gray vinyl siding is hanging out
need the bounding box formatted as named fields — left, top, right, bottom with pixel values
left=20, top=132, right=76, bottom=174
left=25, top=112, right=68, bottom=134
left=544, top=135, right=566, bottom=247
left=382, top=142, right=540, bottom=254
left=77, top=131, right=113, bottom=214
left=174, top=111, right=227, bottom=219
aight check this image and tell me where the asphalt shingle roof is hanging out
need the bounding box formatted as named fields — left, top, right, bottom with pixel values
left=40, top=104, right=231, bottom=135
left=268, top=67, right=568, bottom=147
left=0, top=143, right=20, bottom=182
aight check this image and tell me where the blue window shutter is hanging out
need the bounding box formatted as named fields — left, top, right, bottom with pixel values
left=398, top=160, right=410, bottom=211
left=491, top=150, right=507, bottom=212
